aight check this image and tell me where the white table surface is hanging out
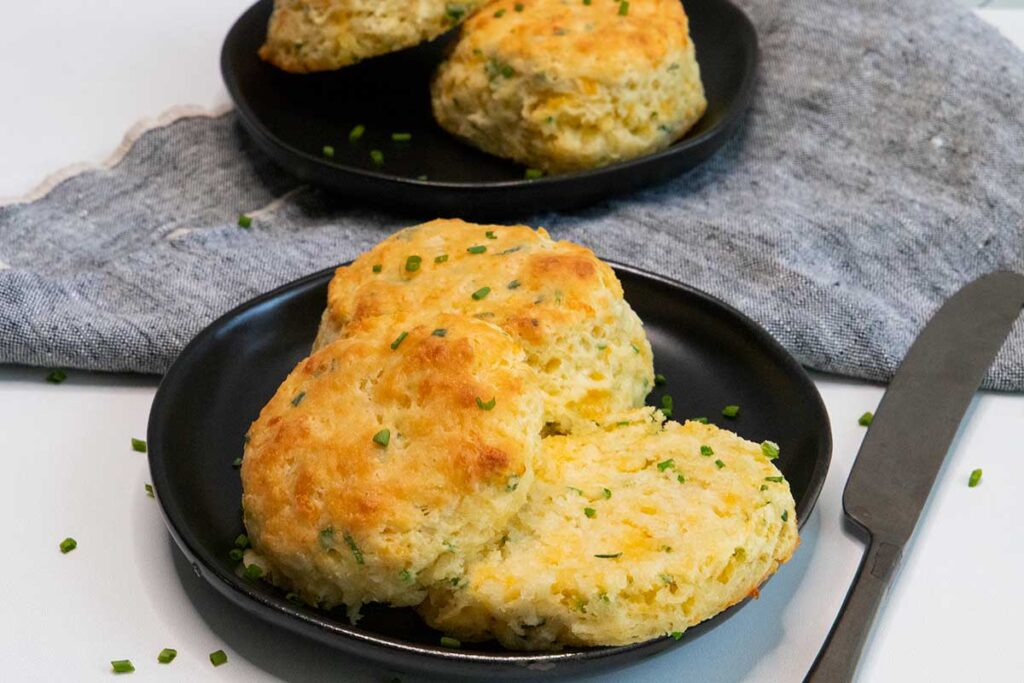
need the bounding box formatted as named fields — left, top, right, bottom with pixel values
left=2, top=3, right=1023, bottom=681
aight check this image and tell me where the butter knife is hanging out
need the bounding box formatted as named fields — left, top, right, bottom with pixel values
left=805, top=270, right=1024, bottom=682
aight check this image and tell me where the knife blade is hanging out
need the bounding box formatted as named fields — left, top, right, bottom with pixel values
left=805, top=270, right=1024, bottom=683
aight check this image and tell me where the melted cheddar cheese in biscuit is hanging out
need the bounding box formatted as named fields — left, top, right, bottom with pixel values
left=259, top=0, right=487, bottom=73
left=431, top=0, right=707, bottom=172
left=314, top=218, right=653, bottom=433
left=419, top=409, right=798, bottom=648
left=241, top=314, right=543, bottom=618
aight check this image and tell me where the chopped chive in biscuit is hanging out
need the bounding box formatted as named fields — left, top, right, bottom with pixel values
left=761, top=441, right=780, bottom=459
left=677, top=474, right=686, bottom=483
left=631, top=343, right=640, bottom=353
left=507, top=279, right=521, bottom=289
left=291, top=391, right=306, bottom=407
left=494, top=8, right=506, bottom=17
left=765, top=475, right=784, bottom=483
left=349, top=124, right=366, bottom=142
left=514, top=3, right=524, bottom=11
left=372, top=429, right=391, bottom=447
left=131, top=437, right=148, bottom=453
left=670, top=631, right=683, bottom=640
left=485, top=230, right=497, bottom=239
left=657, top=458, right=675, bottom=472
left=618, top=1, right=629, bottom=16
left=594, top=553, right=622, bottom=559
left=476, top=396, right=496, bottom=411
left=467, top=245, right=487, bottom=254
left=691, top=416, right=709, bottom=424
left=781, top=510, right=789, bottom=522
left=472, top=286, right=491, bottom=300
left=343, top=531, right=365, bottom=565
left=372, top=263, right=382, bottom=273
left=721, top=405, right=740, bottom=418
left=432, top=328, right=448, bottom=337
left=405, top=255, right=422, bottom=271
left=660, top=394, right=673, bottom=417
left=59, top=537, right=77, bottom=554
left=584, top=507, right=596, bottom=518
left=969, top=468, right=982, bottom=487
left=435, top=254, right=449, bottom=263
left=715, top=459, right=726, bottom=469
left=390, top=331, right=408, bottom=349
left=700, top=445, right=713, bottom=457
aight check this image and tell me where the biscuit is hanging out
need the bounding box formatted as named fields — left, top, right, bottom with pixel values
left=431, top=0, right=707, bottom=172
left=259, top=0, right=487, bottom=73
left=313, top=218, right=654, bottom=432
left=241, top=314, right=543, bottom=619
left=418, top=409, right=799, bottom=648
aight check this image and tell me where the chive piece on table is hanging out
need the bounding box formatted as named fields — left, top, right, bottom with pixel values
left=131, top=437, right=147, bottom=453
left=968, top=468, right=983, bottom=488
left=111, top=660, right=135, bottom=674
left=46, top=369, right=67, bottom=384
left=373, top=429, right=391, bottom=447
left=157, top=648, right=177, bottom=664
left=858, top=411, right=874, bottom=426
left=722, top=404, right=740, bottom=418
left=237, top=214, right=252, bottom=229
left=209, top=650, right=228, bottom=667
left=59, top=537, right=77, bottom=554
left=390, top=331, right=408, bottom=350
left=349, top=124, right=365, bottom=142
left=476, top=396, right=496, bottom=411
left=761, top=440, right=780, bottom=459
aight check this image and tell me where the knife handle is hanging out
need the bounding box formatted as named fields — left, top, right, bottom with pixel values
left=804, top=536, right=903, bottom=683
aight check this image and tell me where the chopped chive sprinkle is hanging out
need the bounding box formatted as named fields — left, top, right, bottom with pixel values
left=440, top=636, right=461, bottom=648
left=781, top=510, right=789, bottom=522
left=597, top=343, right=608, bottom=350
left=229, top=548, right=244, bottom=561
left=370, top=149, right=384, bottom=166
left=319, top=527, right=334, bottom=549
left=322, top=145, right=335, bottom=158
left=485, top=230, right=497, bottom=239
left=722, top=405, right=740, bottom=418
left=390, top=331, right=408, bottom=349
left=660, top=394, right=673, bottom=417
left=691, top=416, right=709, bottom=424
left=506, top=475, right=520, bottom=492
left=391, top=132, right=412, bottom=142
left=234, top=534, right=250, bottom=549
left=631, top=343, right=641, bottom=353
left=494, top=8, right=506, bottom=17
left=349, top=124, right=365, bottom=142
left=476, top=396, right=496, bottom=411
left=514, top=3, right=525, bottom=11
left=373, top=429, right=391, bottom=447
left=286, top=592, right=303, bottom=604
left=615, top=421, right=630, bottom=427
left=657, top=458, right=675, bottom=472
left=232, top=457, right=243, bottom=468
left=471, top=286, right=491, bottom=300
left=432, top=328, right=447, bottom=337
left=244, top=563, right=264, bottom=580
left=660, top=545, right=672, bottom=552
left=567, top=486, right=583, bottom=495
left=237, top=214, right=252, bottom=229
left=765, top=475, right=785, bottom=483
left=467, top=245, right=487, bottom=254
left=760, top=484, right=769, bottom=491
left=761, top=441, right=780, bottom=459
left=524, top=168, right=544, bottom=180
left=372, top=263, right=382, bottom=273
left=145, top=483, right=154, bottom=498
left=157, top=648, right=177, bottom=664
left=435, top=254, right=449, bottom=263
left=670, top=631, right=683, bottom=640
left=714, top=459, right=726, bottom=469
left=405, top=255, right=422, bottom=271
left=700, top=445, right=714, bottom=457
left=584, top=0, right=592, bottom=4
left=46, top=369, right=67, bottom=384
left=343, top=531, right=365, bottom=564
left=858, top=411, right=874, bottom=426
left=618, top=1, right=629, bottom=16
left=969, top=468, right=982, bottom=487
left=602, top=488, right=612, bottom=499
left=111, top=660, right=135, bottom=674
left=508, top=279, right=521, bottom=289
left=291, top=391, right=306, bottom=407
left=594, top=553, right=622, bottom=559
left=677, top=474, right=686, bottom=483
left=59, top=537, right=77, bottom=554
left=655, top=373, right=666, bottom=385
left=584, top=507, right=597, bottom=518
left=209, top=650, right=228, bottom=667
left=131, top=437, right=147, bottom=453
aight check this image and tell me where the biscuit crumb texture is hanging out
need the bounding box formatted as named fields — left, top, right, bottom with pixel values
left=241, top=314, right=543, bottom=620
left=314, top=218, right=654, bottom=433
left=432, top=0, right=707, bottom=171
left=419, top=409, right=799, bottom=648
left=260, top=0, right=487, bottom=73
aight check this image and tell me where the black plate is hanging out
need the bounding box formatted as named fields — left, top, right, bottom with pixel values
left=221, top=0, right=758, bottom=218
left=148, top=264, right=830, bottom=679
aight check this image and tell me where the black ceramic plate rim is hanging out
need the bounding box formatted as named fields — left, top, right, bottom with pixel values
left=220, top=0, right=758, bottom=190
left=148, top=262, right=830, bottom=669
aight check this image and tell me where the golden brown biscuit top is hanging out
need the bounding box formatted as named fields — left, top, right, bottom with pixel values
left=318, top=218, right=623, bottom=349
left=243, top=313, right=540, bottom=552
left=457, top=0, right=691, bottom=80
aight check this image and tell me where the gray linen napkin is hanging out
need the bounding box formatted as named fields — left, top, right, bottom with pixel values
left=1, top=0, right=1022, bottom=389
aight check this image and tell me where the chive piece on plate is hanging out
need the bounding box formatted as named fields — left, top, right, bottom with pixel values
left=145, top=483, right=155, bottom=498
left=476, top=396, right=496, bottom=411
left=761, top=440, right=780, bottom=459
left=440, top=636, right=461, bottom=648
left=660, top=394, right=673, bottom=417
left=391, top=132, right=412, bottom=142
left=691, top=416, right=709, bottom=424
left=59, top=537, right=77, bottom=554
left=969, top=468, right=982, bottom=488
left=654, top=373, right=666, bottom=385
left=524, top=168, right=544, bottom=180
left=157, top=648, right=177, bottom=664
left=232, top=457, right=243, bottom=468
left=111, top=660, right=135, bottom=674
left=858, top=411, right=874, bottom=426
left=131, top=437, right=147, bottom=453
left=228, top=548, right=244, bottom=562
left=234, top=534, right=250, bottom=549
left=344, top=531, right=365, bottom=564
left=765, top=475, right=785, bottom=483
left=721, top=404, right=740, bottom=418
left=209, top=650, right=228, bottom=667
left=390, top=331, right=408, bottom=350
left=349, top=124, right=365, bottom=142
left=670, top=631, right=683, bottom=640
left=370, top=149, right=384, bottom=166
left=46, top=369, right=67, bottom=384
left=373, top=429, right=391, bottom=447
left=322, top=145, right=335, bottom=158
